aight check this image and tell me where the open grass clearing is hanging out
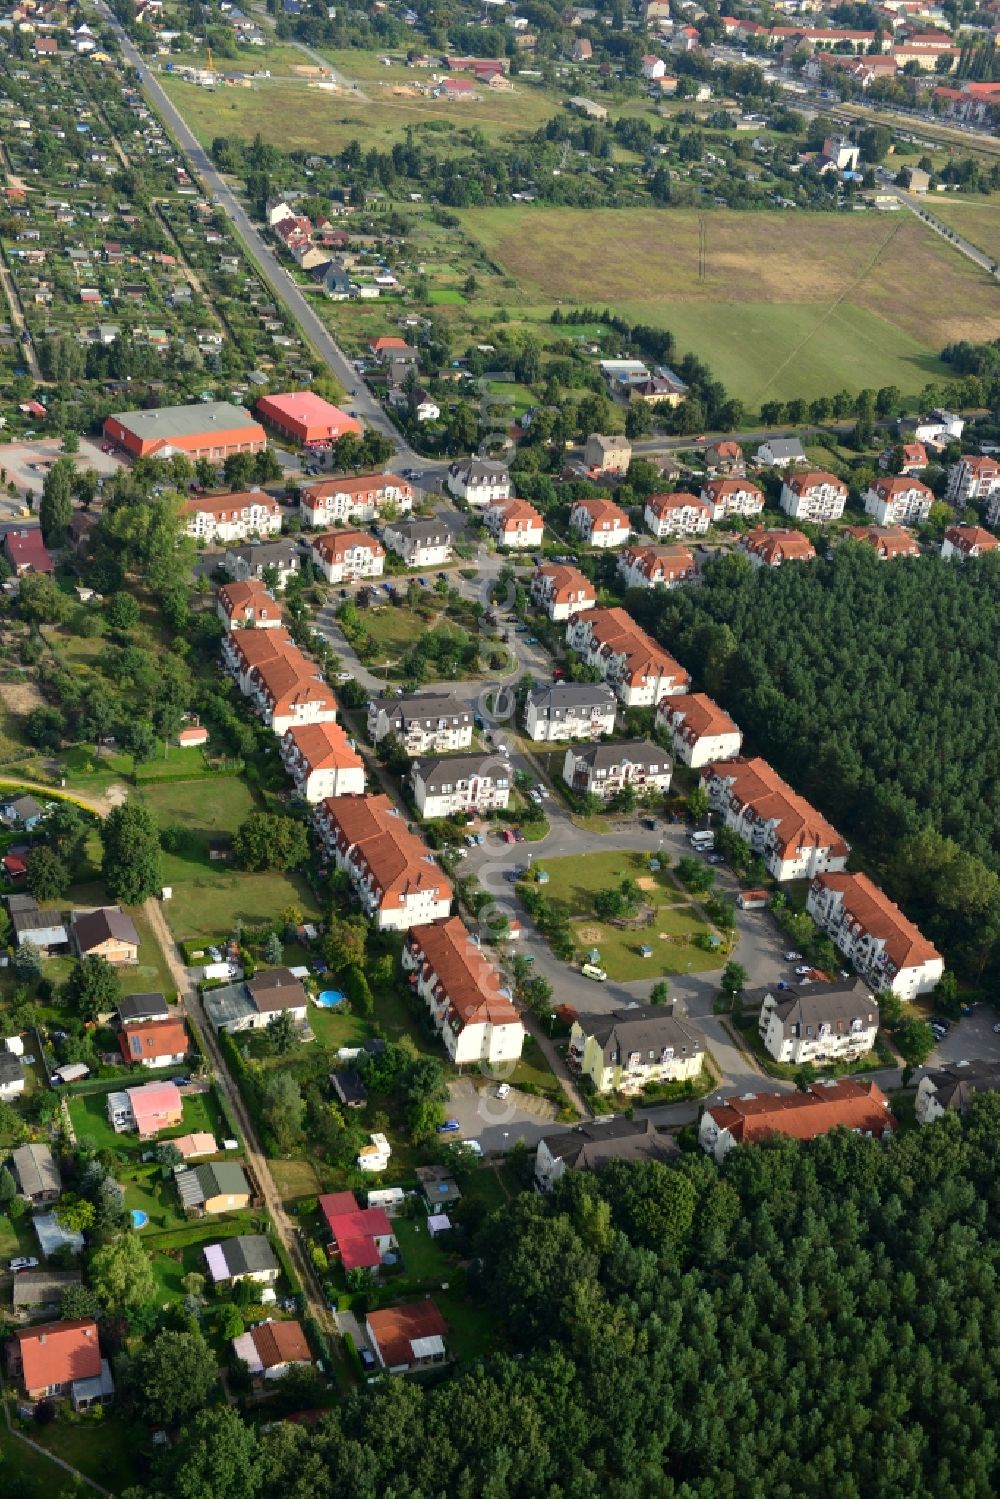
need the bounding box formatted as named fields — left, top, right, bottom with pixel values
left=459, top=206, right=1000, bottom=403
left=924, top=193, right=1000, bottom=261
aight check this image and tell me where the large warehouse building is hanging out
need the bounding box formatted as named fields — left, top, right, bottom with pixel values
left=103, top=401, right=267, bottom=461
left=255, top=391, right=361, bottom=448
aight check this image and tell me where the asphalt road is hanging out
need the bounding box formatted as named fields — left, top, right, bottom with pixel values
left=102, top=9, right=419, bottom=464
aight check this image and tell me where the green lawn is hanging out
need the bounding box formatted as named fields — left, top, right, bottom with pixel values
left=394, top=1215, right=451, bottom=1281
left=136, top=777, right=320, bottom=942
left=67, top=1088, right=225, bottom=1157
left=22, top=1412, right=139, bottom=1494
left=120, top=1163, right=190, bottom=1235
left=534, top=850, right=722, bottom=982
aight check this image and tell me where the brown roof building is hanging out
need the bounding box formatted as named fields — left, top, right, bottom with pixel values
left=741, top=527, right=817, bottom=567
left=700, top=1079, right=893, bottom=1160
left=403, top=916, right=525, bottom=1067
left=315, top=794, right=452, bottom=932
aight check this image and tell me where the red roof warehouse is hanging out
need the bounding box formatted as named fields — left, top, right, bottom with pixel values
left=103, top=401, right=266, bottom=461
left=255, top=391, right=361, bottom=448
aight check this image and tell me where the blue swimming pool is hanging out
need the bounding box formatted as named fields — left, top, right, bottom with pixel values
left=316, top=990, right=345, bottom=1008
left=131, top=1209, right=149, bottom=1230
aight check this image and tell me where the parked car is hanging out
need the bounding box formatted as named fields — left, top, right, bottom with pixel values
left=359, top=1348, right=378, bottom=1372
left=512, top=829, right=525, bottom=843
left=437, top=1119, right=461, bottom=1134
left=9, top=1257, right=39, bottom=1273
left=783, top=951, right=802, bottom=962
left=502, top=829, right=516, bottom=844
left=534, top=783, right=549, bottom=799
left=496, top=1083, right=510, bottom=1099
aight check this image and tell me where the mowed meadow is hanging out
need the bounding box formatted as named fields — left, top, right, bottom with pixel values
left=460, top=206, right=1000, bottom=404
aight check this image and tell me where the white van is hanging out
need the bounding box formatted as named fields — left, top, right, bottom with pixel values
left=581, top=963, right=607, bottom=982
left=689, top=830, right=715, bottom=850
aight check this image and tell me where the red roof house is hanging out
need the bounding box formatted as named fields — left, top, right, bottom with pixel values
left=3, top=529, right=53, bottom=575
left=12, top=1320, right=102, bottom=1400
left=319, top=1190, right=396, bottom=1272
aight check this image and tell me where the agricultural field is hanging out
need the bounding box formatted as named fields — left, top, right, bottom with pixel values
left=924, top=194, right=1000, bottom=263
left=457, top=205, right=1000, bottom=404
left=533, top=849, right=723, bottom=982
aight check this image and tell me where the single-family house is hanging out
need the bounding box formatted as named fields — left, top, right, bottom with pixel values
left=319, top=1190, right=396, bottom=1273
left=863, top=475, right=933, bottom=526
left=522, top=681, right=618, bottom=742
left=175, top=1161, right=251, bottom=1216
left=411, top=754, right=511, bottom=820
left=315, top=794, right=452, bottom=931
left=9, top=1320, right=113, bottom=1410
left=118, top=1018, right=188, bottom=1069
left=71, top=906, right=139, bottom=965
left=367, top=692, right=472, bottom=755
left=107, top=1080, right=183, bottom=1136
left=204, top=1234, right=279, bottom=1286
left=701, top=757, right=850, bottom=882
left=705, top=440, right=745, bottom=475
left=330, top=1069, right=368, bottom=1109
left=644, top=492, right=713, bottom=538
left=535, top=1116, right=678, bottom=1191
left=756, top=436, right=806, bottom=467
left=0, top=1052, right=25, bottom=1103
left=700, top=1080, right=893, bottom=1162
left=569, top=1006, right=705, bottom=1094
left=483, top=497, right=544, bottom=550
left=118, top=993, right=169, bottom=1026
left=310, top=530, right=385, bottom=584
left=232, top=1319, right=312, bottom=1379
left=366, top=1301, right=447, bottom=1373
left=403, top=917, right=525, bottom=1066
left=806, top=870, right=944, bottom=997
left=617, top=544, right=696, bottom=591
left=12, top=1144, right=61, bottom=1205
left=569, top=497, right=631, bottom=548
left=530, top=563, right=596, bottom=621
left=757, top=978, right=879, bottom=1066
left=915, top=1061, right=1000, bottom=1125
left=780, top=469, right=848, bottom=523
left=2, top=795, right=44, bottom=830
left=11, top=1270, right=82, bottom=1318
left=3, top=531, right=53, bottom=576
left=562, top=738, right=672, bottom=801
left=280, top=721, right=365, bottom=802
left=656, top=691, right=742, bottom=768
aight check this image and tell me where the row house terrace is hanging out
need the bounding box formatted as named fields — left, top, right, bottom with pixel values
left=310, top=530, right=385, bottom=584
left=315, top=794, right=452, bottom=931
left=862, top=476, right=933, bottom=527
left=699, top=478, right=765, bottom=522
left=617, top=544, right=696, bottom=591
left=700, top=756, right=850, bottom=881
left=842, top=525, right=920, bottom=560
left=299, top=473, right=414, bottom=527
left=530, top=564, right=596, bottom=622
left=280, top=721, right=365, bottom=802
left=402, top=917, right=525, bottom=1067
left=568, top=497, right=631, bottom=548
left=946, top=454, right=1000, bottom=507
left=656, top=692, right=742, bottom=768
left=222, top=627, right=337, bottom=735
left=644, top=491, right=713, bottom=538
left=184, top=490, right=281, bottom=543
left=806, top=870, right=944, bottom=998
left=566, top=607, right=689, bottom=707
left=779, top=469, right=848, bottom=523
left=216, top=580, right=283, bottom=632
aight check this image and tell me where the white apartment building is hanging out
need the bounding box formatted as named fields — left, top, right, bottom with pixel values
left=701, top=756, right=850, bottom=882
left=562, top=739, right=671, bottom=800
left=522, top=682, right=617, bottom=742
left=699, top=478, right=764, bottom=522
left=862, top=476, right=933, bottom=526
left=446, top=458, right=511, bottom=508
left=483, top=497, right=544, bottom=550
left=806, top=870, right=944, bottom=998
left=184, top=490, right=281, bottom=543
left=530, top=564, right=596, bottom=622
left=644, top=491, right=713, bottom=538
left=280, top=721, right=365, bottom=802
left=299, top=473, right=414, bottom=527
left=402, top=917, right=525, bottom=1067
left=367, top=692, right=473, bottom=755
left=382, top=518, right=453, bottom=569
left=757, top=979, right=879, bottom=1066
left=568, top=497, right=631, bottom=548
left=410, top=753, right=511, bottom=820
left=315, top=793, right=452, bottom=931
left=617, top=544, right=696, bottom=591
left=656, top=692, right=742, bottom=768
left=310, top=530, right=385, bottom=584
left=946, top=454, right=1000, bottom=506
left=780, top=470, right=849, bottom=523
left=565, top=607, right=689, bottom=708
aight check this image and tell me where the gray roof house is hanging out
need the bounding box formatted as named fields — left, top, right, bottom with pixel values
left=0, top=1050, right=26, bottom=1102
left=562, top=737, right=672, bottom=800
left=223, top=539, right=301, bottom=585
left=535, top=1116, right=678, bottom=1190
left=175, top=1160, right=251, bottom=1214
left=10, top=897, right=69, bottom=952
left=330, top=1068, right=368, bottom=1108
left=916, top=1060, right=1000, bottom=1126
left=12, top=1143, right=61, bottom=1204
left=757, top=979, right=878, bottom=1066
left=203, top=1233, right=279, bottom=1284
left=2, top=794, right=43, bottom=827
left=118, top=992, right=169, bottom=1026
left=523, top=681, right=617, bottom=743
left=569, top=1006, right=706, bottom=1095
left=12, top=1268, right=82, bottom=1313
left=756, top=436, right=806, bottom=467
left=71, top=905, right=139, bottom=958
left=367, top=691, right=473, bottom=754
left=203, top=968, right=309, bottom=1033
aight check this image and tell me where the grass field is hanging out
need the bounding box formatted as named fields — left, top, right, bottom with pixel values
left=459, top=206, right=1000, bottom=404
left=137, top=777, right=319, bottom=942
left=67, top=1088, right=225, bottom=1156
left=536, top=849, right=722, bottom=982
left=924, top=194, right=1000, bottom=261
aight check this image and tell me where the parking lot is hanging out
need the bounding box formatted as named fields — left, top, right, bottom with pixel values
left=931, top=1005, right=1000, bottom=1067
left=0, top=435, right=126, bottom=504
left=443, top=1077, right=558, bottom=1152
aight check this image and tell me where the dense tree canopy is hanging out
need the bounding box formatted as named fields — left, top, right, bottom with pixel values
left=131, top=1104, right=1000, bottom=1498
left=630, top=545, right=1000, bottom=976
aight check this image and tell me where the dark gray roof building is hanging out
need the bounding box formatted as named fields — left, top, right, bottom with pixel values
left=71, top=906, right=139, bottom=954
left=118, top=993, right=169, bottom=1026
left=525, top=681, right=617, bottom=723
left=567, top=738, right=668, bottom=773
left=411, top=752, right=505, bottom=792
left=574, top=1006, right=704, bottom=1070
left=537, top=1116, right=678, bottom=1182
left=330, top=1068, right=368, bottom=1108
left=757, top=978, right=878, bottom=1041
left=246, top=968, right=308, bottom=1014
left=919, top=1060, right=1000, bottom=1116
left=217, top=1234, right=279, bottom=1279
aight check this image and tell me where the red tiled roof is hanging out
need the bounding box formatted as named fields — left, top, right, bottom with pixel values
left=283, top=722, right=362, bottom=775
left=534, top=564, right=596, bottom=605
left=703, top=756, right=849, bottom=862
left=784, top=469, right=848, bottom=496
left=410, top=916, right=521, bottom=1031
left=311, top=530, right=384, bottom=564
left=185, top=490, right=279, bottom=519
left=658, top=691, right=739, bottom=743
left=317, top=794, right=452, bottom=911
left=810, top=870, right=942, bottom=972
left=250, top=1319, right=311, bottom=1368
left=572, top=497, right=629, bottom=529
left=218, top=580, right=282, bottom=621
left=303, top=472, right=412, bottom=503
left=842, top=525, right=919, bottom=559
left=945, top=525, right=999, bottom=554
left=621, top=543, right=695, bottom=580
left=709, top=1079, right=892, bottom=1145
left=647, top=491, right=712, bottom=517
left=119, top=1018, right=187, bottom=1064
left=701, top=478, right=763, bottom=504
left=869, top=476, right=932, bottom=502
left=742, top=528, right=816, bottom=564
left=368, top=1301, right=447, bottom=1367
left=16, top=1320, right=101, bottom=1393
